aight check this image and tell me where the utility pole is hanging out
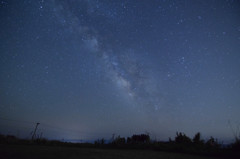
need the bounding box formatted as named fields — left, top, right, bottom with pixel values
left=32, top=122, right=40, bottom=140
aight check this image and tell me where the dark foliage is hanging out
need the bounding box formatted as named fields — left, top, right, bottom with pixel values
left=205, top=136, right=219, bottom=148
left=193, top=132, right=204, bottom=145
left=1, top=132, right=240, bottom=158
left=127, top=134, right=150, bottom=144
left=175, top=132, right=192, bottom=144
left=112, top=135, right=126, bottom=145
left=94, top=138, right=105, bottom=146
left=231, top=139, right=240, bottom=152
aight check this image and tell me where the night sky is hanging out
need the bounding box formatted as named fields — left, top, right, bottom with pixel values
left=0, top=0, right=240, bottom=143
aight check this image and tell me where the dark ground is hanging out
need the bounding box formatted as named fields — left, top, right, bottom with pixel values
left=0, top=144, right=220, bottom=159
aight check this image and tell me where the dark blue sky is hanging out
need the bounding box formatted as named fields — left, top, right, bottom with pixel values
left=0, top=0, right=240, bottom=142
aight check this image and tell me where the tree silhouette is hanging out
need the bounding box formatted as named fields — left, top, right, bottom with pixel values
left=128, top=134, right=150, bottom=144
left=175, top=132, right=192, bottom=144
left=206, top=136, right=219, bottom=147
left=193, top=132, right=204, bottom=145
left=113, top=135, right=125, bottom=145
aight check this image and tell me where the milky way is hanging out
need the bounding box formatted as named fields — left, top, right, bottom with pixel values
left=52, top=0, right=168, bottom=114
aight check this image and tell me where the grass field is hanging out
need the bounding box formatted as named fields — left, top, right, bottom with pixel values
left=0, top=144, right=219, bottom=159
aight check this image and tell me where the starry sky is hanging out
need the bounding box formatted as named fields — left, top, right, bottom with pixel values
left=0, top=0, right=240, bottom=143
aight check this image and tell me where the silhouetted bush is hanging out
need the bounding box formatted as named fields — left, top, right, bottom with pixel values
left=231, top=138, right=240, bottom=152
left=175, top=132, right=192, bottom=144
left=94, top=138, right=105, bottom=146
left=128, top=134, right=150, bottom=144
left=112, top=135, right=125, bottom=145
left=193, top=132, right=204, bottom=145
left=205, top=136, right=219, bottom=148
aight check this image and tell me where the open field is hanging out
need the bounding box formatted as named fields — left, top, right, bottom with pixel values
left=0, top=144, right=219, bottom=159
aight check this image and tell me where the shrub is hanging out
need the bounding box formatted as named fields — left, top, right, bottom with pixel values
left=175, top=132, right=192, bottom=144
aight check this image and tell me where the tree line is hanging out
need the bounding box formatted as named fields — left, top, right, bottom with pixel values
left=1, top=132, right=240, bottom=158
